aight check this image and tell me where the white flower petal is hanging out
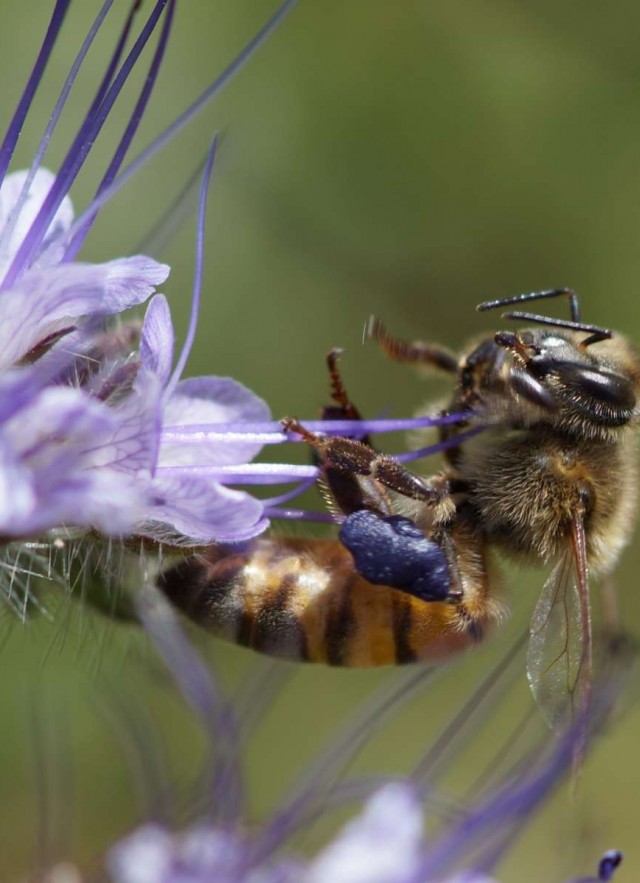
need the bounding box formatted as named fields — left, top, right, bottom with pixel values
left=141, top=294, right=174, bottom=384
left=307, top=784, right=425, bottom=883
left=0, top=168, right=73, bottom=278
left=0, top=256, right=169, bottom=368
left=141, top=474, right=267, bottom=544
left=108, top=825, right=174, bottom=883
left=160, top=376, right=271, bottom=467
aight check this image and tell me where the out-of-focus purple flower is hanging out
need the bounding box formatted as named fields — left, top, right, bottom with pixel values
left=106, top=784, right=497, bottom=883
left=89, top=591, right=626, bottom=883
left=108, top=823, right=302, bottom=883
left=105, top=780, right=623, bottom=883
left=304, top=783, right=427, bottom=883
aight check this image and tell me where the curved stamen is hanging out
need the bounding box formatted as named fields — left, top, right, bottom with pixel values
left=165, top=132, right=218, bottom=398
left=89, top=0, right=145, bottom=110
left=262, top=476, right=317, bottom=507
left=394, top=426, right=485, bottom=463
left=160, top=412, right=473, bottom=442
left=155, top=464, right=319, bottom=484
left=264, top=507, right=335, bottom=523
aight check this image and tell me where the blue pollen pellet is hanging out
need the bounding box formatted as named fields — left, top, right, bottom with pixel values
left=339, top=510, right=451, bottom=602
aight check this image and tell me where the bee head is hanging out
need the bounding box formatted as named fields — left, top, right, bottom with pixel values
left=495, top=328, right=639, bottom=436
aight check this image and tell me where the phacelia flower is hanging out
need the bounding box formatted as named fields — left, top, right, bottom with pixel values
left=0, top=0, right=305, bottom=557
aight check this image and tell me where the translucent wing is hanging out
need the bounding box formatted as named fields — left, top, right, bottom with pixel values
left=526, top=515, right=591, bottom=732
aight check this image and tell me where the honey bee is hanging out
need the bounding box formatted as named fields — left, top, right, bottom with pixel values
left=159, top=288, right=640, bottom=728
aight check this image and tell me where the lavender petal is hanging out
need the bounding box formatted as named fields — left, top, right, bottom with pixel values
left=160, top=377, right=271, bottom=467
left=141, top=473, right=268, bottom=544
left=0, top=169, right=73, bottom=277
left=0, top=255, right=168, bottom=368
left=89, top=369, right=163, bottom=476
left=141, top=294, right=174, bottom=385
left=0, top=386, right=146, bottom=535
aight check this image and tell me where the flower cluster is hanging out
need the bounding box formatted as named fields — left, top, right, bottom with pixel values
left=107, top=794, right=623, bottom=883
left=107, top=783, right=489, bottom=883
left=0, top=0, right=313, bottom=557
left=0, top=0, right=456, bottom=566
left=0, top=166, right=274, bottom=547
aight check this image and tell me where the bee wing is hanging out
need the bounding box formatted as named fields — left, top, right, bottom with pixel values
left=526, top=514, right=591, bottom=732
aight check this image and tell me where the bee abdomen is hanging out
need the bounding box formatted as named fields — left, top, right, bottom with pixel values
left=158, top=538, right=492, bottom=666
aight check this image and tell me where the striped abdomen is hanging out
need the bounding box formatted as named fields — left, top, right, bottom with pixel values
left=158, top=529, right=501, bottom=666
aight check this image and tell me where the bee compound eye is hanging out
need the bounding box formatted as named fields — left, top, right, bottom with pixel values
left=338, top=510, right=452, bottom=602
left=573, top=367, right=636, bottom=411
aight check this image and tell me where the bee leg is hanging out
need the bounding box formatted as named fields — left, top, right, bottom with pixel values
left=367, top=316, right=458, bottom=373
left=283, top=418, right=394, bottom=514
left=283, top=418, right=460, bottom=602
left=283, top=419, right=447, bottom=506
left=319, top=348, right=372, bottom=453
left=323, top=348, right=363, bottom=420
left=283, top=418, right=453, bottom=527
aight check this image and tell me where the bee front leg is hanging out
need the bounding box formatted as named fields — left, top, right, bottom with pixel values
left=367, top=317, right=458, bottom=373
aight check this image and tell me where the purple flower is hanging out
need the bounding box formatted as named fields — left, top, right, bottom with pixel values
left=304, top=783, right=428, bottom=883
left=106, top=784, right=492, bottom=883
left=136, top=294, right=270, bottom=544
left=108, top=824, right=302, bottom=883
left=0, top=1, right=309, bottom=550
left=0, top=164, right=268, bottom=545
left=103, top=718, right=623, bottom=883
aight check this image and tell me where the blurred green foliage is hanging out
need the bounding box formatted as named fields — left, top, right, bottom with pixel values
left=1, top=1, right=640, bottom=879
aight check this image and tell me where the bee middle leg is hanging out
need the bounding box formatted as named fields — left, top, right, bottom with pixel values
left=322, top=348, right=364, bottom=420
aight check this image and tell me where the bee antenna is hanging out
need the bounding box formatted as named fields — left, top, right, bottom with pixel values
left=477, top=288, right=612, bottom=346
left=500, top=311, right=612, bottom=346
left=477, top=288, right=581, bottom=322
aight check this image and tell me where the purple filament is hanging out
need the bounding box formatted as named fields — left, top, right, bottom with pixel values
left=63, top=0, right=177, bottom=259
left=48, top=0, right=299, bottom=264
left=165, top=131, right=218, bottom=399
left=2, top=0, right=171, bottom=288
left=0, top=0, right=71, bottom=183
left=264, top=507, right=336, bottom=523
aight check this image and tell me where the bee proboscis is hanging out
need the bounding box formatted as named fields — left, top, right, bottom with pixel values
left=159, top=288, right=640, bottom=729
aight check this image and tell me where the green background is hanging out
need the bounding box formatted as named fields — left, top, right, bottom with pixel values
left=2, top=1, right=640, bottom=879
